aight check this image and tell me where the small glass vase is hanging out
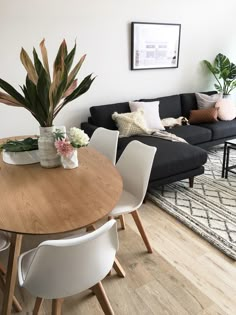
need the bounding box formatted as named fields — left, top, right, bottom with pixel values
left=61, top=149, right=79, bottom=169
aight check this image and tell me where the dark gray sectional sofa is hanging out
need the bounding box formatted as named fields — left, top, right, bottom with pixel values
left=81, top=91, right=236, bottom=189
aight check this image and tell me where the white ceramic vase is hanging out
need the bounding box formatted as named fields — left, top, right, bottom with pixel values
left=61, top=149, right=79, bottom=169
left=38, top=126, right=66, bottom=168
left=223, top=94, right=231, bottom=100
left=2, top=150, right=40, bottom=165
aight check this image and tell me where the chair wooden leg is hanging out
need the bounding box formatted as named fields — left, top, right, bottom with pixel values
left=113, top=257, right=125, bottom=277
left=52, top=298, right=64, bottom=315
left=91, top=282, right=114, bottom=315
left=2, top=233, right=23, bottom=314
left=0, top=263, right=22, bottom=312
left=33, top=297, right=44, bottom=315
left=86, top=224, right=96, bottom=232
left=119, top=215, right=126, bottom=230
left=0, top=261, right=6, bottom=275
left=131, top=210, right=153, bottom=253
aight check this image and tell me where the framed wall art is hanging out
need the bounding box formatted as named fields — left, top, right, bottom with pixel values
left=131, top=22, right=181, bottom=70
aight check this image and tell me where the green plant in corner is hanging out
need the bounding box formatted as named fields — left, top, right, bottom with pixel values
left=0, top=39, right=95, bottom=127
left=203, top=53, right=236, bottom=96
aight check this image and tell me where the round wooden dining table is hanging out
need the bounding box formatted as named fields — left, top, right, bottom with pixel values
left=0, top=146, right=123, bottom=314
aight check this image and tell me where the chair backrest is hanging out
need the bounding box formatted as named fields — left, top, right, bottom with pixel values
left=116, top=140, right=156, bottom=206
left=0, top=232, right=10, bottom=252
left=88, top=127, right=119, bottom=164
left=18, top=220, right=118, bottom=299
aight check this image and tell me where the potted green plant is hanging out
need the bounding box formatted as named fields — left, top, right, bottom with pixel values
left=203, top=53, right=236, bottom=96
left=0, top=39, right=95, bottom=167
left=0, top=137, right=40, bottom=165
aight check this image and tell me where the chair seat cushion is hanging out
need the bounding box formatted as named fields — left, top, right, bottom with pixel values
left=167, top=125, right=212, bottom=144
left=198, top=120, right=236, bottom=140
left=110, top=190, right=140, bottom=216
left=117, top=136, right=207, bottom=182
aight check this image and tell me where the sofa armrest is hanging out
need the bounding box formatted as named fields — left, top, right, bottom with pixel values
left=80, top=122, right=98, bottom=138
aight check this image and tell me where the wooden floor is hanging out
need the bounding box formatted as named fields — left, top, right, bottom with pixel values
left=1, top=199, right=236, bottom=314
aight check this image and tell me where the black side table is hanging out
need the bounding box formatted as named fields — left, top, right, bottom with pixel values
left=222, top=139, right=236, bottom=178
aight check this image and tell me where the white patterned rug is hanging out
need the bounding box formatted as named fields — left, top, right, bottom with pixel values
left=148, top=145, right=236, bottom=260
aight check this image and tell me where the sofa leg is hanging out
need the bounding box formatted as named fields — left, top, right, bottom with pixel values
left=189, top=177, right=194, bottom=188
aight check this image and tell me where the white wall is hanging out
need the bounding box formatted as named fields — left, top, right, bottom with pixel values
left=1, top=0, right=236, bottom=138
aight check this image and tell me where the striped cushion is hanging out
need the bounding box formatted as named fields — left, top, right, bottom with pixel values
left=189, top=108, right=218, bottom=124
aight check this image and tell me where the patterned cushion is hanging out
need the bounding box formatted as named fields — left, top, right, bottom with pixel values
left=195, top=92, right=222, bottom=109
left=215, top=99, right=236, bottom=121
left=112, top=109, right=149, bottom=136
left=189, top=108, right=218, bottom=124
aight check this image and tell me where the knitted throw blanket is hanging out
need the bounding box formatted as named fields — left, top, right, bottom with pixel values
left=140, top=130, right=187, bottom=143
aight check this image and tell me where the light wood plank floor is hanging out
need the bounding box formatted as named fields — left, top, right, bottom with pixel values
left=1, top=199, right=236, bottom=314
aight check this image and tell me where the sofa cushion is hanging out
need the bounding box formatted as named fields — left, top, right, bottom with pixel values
left=129, top=101, right=165, bottom=130
left=90, top=102, right=130, bottom=130
left=195, top=92, right=222, bottom=109
left=139, top=94, right=182, bottom=119
left=215, top=99, right=236, bottom=120
left=180, top=91, right=217, bottom=118
left=117, top=136, right=207, bottom=182
left=112, top=109, right=149, bottom=136
left=167, top=125, right=212, bottom=144
left=189, top=108, right=218, bottom=124
left=199, top=120, right=236, bottom=140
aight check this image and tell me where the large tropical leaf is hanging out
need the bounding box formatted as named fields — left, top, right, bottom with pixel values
left=203, top=60, right=219, bottom=75
left=0, top=79, right=26, bottom=105
left=228, top=62, right=236, bottom=80
left=20, top=48, right=38, bottom=85
left=215, top=53, right=230, bottom=72
left=64, top=73, right=95, bottom=104
left=52, top=40, right=67, bottom=81
left=0, top=92, right=23, bottom=106
left=53, top=74, right=95, bottom=119
left=39, top=39, right=51, bottom=80
left=66, top=54, right=86, bottom=90
left=63, top=79, right=77, bottom=98
left=65, top=42, right=76, bottom=73
left=33, top=48, right=51, bottom=119
left=21, top=77, right=47, bottom=126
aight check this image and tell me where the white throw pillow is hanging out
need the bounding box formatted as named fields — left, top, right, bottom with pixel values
left=215, top=99, right=236, bottom=121
left=112, top=109, right=149, bottom=137
left=129, top=101, right=165, bottom=130
left=195, top=92, right=222, bottom=109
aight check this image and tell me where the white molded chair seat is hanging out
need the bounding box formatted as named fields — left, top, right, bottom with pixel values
left=18, top=220, right=119, bottom=315
left=109, top=190, right=140, bottom=217
left=88, top=127, right=119, bottom=165
left=109, top=140, right=156, bottom=253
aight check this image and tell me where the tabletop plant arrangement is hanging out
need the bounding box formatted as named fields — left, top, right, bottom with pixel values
left=54, top=127, right=89, bottom=169
left=0, top=137, right=40, bottom=165
left=0, top=39, right=95, bottom=168
left=203, top=53, right=236, bottom=96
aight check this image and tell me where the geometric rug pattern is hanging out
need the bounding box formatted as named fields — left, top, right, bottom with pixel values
left=148, top=145, right=236, bottom=260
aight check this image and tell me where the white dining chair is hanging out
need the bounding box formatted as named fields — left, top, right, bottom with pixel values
left=109, top=140, right=157, bottom=253
left=18, top=219, right=118, bottom=315
left=89, top=127, right=119, bottom=165
left=0, top=232, right=22, bottom=312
